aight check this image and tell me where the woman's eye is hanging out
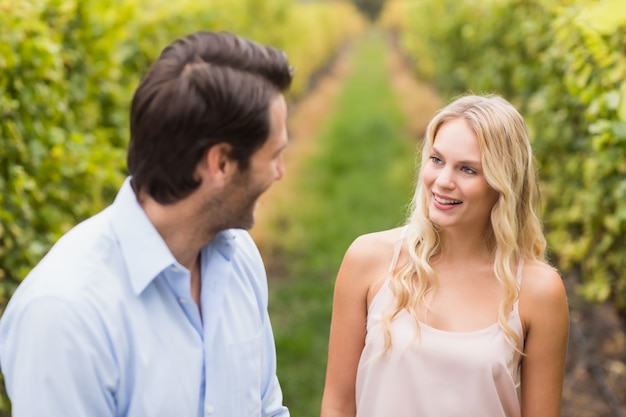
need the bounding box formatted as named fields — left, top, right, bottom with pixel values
left=430, top=156, right=442, bottom=164
left=462, top=166, right=476, bottom=174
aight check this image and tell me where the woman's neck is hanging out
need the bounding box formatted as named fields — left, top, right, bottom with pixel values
left=436, top=229, right=495, bottom=265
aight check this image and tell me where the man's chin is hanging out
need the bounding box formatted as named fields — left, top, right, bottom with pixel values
left=234, top=203, right=258, bottom=230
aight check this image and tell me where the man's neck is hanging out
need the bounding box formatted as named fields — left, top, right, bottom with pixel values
left=138, top=191, right=215, bottom=270
left=139, top=192, right=208, bottom=313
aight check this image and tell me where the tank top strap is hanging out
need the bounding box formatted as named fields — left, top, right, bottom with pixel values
left=387, top=226, right=408, bottom=274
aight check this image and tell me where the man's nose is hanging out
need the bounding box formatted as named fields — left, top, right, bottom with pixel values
left=275, top=155, right=285, bottom=181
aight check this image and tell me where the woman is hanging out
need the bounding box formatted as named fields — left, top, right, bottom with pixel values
left=320, top=94, right=569, bottom=417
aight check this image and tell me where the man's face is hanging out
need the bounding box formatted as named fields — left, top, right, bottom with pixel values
left=221, top=94, right=289, bottom=230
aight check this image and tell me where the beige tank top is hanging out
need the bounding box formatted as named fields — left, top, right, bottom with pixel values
left=355, top=231, right=524, bottom=417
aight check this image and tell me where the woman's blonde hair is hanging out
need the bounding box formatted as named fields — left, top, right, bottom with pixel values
left=382, top=94, right=547, bottom=351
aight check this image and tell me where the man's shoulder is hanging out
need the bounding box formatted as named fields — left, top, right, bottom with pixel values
left=43, top=208, right=119, bottom=273
left=6, top=208, right=125, bottom=309
left=0, top=219, right=125, bottom=349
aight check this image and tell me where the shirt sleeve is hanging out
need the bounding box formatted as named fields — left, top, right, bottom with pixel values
left=230, top=229, right=289, bottom=417
left=1, top=296, right=117, bottom=417
left=260, top=310, right=290, bottom=417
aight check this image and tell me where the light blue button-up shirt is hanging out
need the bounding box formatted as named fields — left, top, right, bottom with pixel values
left=0, top=178, right=289, bottom=417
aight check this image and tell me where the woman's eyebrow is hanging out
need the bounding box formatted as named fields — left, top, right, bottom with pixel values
left=431, top=146, right=481, bottom=166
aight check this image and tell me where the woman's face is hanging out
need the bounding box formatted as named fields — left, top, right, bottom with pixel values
left=422, top=117, right=499, bottom=234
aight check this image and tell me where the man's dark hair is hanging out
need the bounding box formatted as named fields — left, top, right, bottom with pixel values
left=127, top=31, right=293, bottom=204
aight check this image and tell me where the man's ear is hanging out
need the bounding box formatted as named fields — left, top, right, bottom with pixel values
left=203, top=143, right=236, bottom=184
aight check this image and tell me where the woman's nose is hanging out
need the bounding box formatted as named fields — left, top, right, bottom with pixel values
left=434, top=166, right=455, bottom=189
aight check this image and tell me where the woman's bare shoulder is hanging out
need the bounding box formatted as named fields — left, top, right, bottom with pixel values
left=519, top=260, right=568, bottom=327
left=520, top=260, right=565, bottom=300
left=350, top=227, right=405, bottom=247
left=337, top=227, right=405, bottom=287
left=345, top=227, right=405, bottom=263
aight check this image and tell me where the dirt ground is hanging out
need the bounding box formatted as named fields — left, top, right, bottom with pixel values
left=563, top=273, right=626, bottom=417
left=254, top=36, right=626, bottom=416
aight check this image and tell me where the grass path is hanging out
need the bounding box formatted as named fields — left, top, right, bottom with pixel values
left=250, top=47, right=353, bottom=260
left=252, top=31, right=441, bottom=417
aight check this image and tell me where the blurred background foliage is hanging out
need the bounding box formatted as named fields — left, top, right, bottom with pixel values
left=381, top=0, right=626, bottom=319
left=1, top=0, right=626, bottom=415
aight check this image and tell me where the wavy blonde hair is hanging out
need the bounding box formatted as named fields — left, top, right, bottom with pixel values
left=383, top=94, right=547, bottom=351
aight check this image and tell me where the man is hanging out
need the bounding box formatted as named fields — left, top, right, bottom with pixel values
left=0, top=30, right=293, bottom=417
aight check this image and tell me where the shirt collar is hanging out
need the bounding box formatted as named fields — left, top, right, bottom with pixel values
left=110, top=177, right=238, bottom=294
left=110, top=177, right=177, bottom=295
left=212, top=229, right=236, bottom=261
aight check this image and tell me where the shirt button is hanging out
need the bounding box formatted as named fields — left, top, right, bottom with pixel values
left=179, top=298, right=187, bottom=304
left=205, top=404, right=214, bottom=414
